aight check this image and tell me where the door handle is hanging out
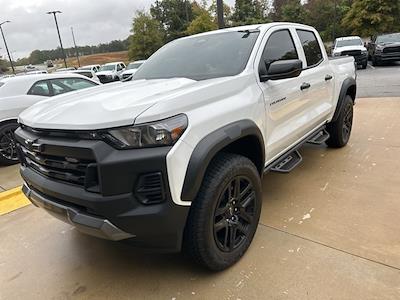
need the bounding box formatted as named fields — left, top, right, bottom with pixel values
left=300, top=82, right=311, bottom=90
left=325, top=74, right=333, bottom=81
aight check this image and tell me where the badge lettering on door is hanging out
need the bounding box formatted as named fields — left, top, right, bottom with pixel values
left=270, top=97, right=287, bottom=106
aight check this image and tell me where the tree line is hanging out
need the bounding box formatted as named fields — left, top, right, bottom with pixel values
left=128, top=0, right=400, bottom=60
left=2, top=0, right=400, bottom=69
left=13, top=38, right=129, bottom=66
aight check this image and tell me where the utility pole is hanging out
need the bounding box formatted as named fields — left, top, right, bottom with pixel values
left=71, top=27, right=80, bottom=67
left=46, top=11, right=67, bottom=68
left=333, top=0, right=337, bottom=41
left=0, top=21, right=15, bottom=74
left=216, top=0, right=225, bottom=29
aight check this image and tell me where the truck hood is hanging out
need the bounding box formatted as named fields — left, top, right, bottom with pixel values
left=333, top=45, right=367, bottom=54
left=377, top=42, right=400, bottom=48
left=19, top=78, right=197, bottom=130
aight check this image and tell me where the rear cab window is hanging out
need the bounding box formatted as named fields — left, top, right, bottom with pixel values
left=296, top=29, right=324, bottom=68
left=50, top=77, right=98, bottom=96
left=28, top=80, right=51, bottom=96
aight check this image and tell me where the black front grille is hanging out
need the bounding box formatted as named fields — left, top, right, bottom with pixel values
left=341, top=50, right=362, bottom=57
left=19, top=144, right=97, bottom=188
left=135, top=173, right=166, bottom=205
left=383, top=46, right=400, bottom=53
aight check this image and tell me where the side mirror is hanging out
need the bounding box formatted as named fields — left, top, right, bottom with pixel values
left=260, top=59, right=303, bottom=82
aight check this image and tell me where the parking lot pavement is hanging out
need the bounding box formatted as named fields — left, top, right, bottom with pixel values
left=1, top=98, right=400, bottom=299
left=357, top=62, right=400, bottom=98
left=0, top=165, right=23, bottom=192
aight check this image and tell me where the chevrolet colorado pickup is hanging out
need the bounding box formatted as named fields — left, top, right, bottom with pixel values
left=15, top=23, right=356, bottom=271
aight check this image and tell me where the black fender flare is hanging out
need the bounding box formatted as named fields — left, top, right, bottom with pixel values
left=180, top=120, right=265, bottom=201
left=332, top=77, right=356, bottom=122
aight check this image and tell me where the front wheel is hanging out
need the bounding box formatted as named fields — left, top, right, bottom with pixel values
left=0, top=122, right=20, bottom=166
left=183, top=153, right=262, bottom=271
left=326, top=95, right=354, bottom=148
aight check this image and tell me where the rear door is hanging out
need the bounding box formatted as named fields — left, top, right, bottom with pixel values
left=256, top=26, right=308, bottom=161
left=293, top=28, right=334, bottom=133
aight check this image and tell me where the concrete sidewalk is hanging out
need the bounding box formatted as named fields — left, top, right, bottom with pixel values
left=1, top=98, right=400, bottom=299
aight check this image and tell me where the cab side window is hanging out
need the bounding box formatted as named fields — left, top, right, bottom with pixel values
left=259, top=29, right=299, bottom=74
left=28, top=80, right=51, bottom=96
left=296, top=30, right=324, bottom=67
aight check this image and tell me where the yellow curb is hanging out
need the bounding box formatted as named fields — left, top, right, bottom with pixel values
left=0, top=186, right=31, bottom=216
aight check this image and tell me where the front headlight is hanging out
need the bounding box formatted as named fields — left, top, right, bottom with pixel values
left=105, top=114, right=188, bottom=149
left=333, top=52, right=341, bottom=57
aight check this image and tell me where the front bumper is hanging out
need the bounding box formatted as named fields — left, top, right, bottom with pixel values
left=375, top=52, right=400, bottom=61
left=15, top=127, right=190, bottom=252
left=23, top=184, right=134, bottom=241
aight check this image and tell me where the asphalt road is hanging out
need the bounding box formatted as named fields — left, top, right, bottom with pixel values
left=356, top=61, right=400, bottom=98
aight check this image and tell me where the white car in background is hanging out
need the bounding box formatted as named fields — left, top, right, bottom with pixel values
left=79, top=64, right=101, bottom=73
left=120, top=60, right=146, bottom=81
left=62, top=69, right=100, bottom=83
left=96, top=62, right=126, bottom=83
left=0, top=73, right=100, bottom=165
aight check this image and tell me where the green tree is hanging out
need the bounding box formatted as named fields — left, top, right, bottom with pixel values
left=150, top=0, right=194, bottom=42
left=186, top=10, right=218, bottom=35
left=0, top=58, right=9, bottom=73
left=342, top=0, right=400, bottom=37
left=304, top=0, right=353, bottom=41
left=231, top=0, right=269, bottom=26
left=128, top=11, right=164, bottom=61
left=281, top=0, right=307, bottom=23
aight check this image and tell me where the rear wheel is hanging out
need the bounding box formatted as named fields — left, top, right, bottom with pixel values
left=184, top=153, right=262, bottom=271
left=0, top=122, right=20, bottom=166
left=326, top=95, right=354, bottom=148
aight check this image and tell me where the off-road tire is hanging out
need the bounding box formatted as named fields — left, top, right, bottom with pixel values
left=326, top=95, right=354, bottom=148
left=183, top=153, right=262, bottom=271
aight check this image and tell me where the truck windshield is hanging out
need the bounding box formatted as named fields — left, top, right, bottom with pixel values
left=336, top=39, right=363, bottom=47
left=100, top=65, right=115, bottom=71
left=134, top=31, right=260, bottom=81
left=376, top=33, right=400, bottom=44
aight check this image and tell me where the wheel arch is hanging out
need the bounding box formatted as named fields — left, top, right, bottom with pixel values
left=0, top=118, right=18, bottom=127
left=332, top=77, right=356, bottom=123
left=181, top=120, right=265, bottom=202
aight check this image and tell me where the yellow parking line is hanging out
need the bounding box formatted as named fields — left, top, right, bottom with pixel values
left=0, top=186, right=31, bottom=216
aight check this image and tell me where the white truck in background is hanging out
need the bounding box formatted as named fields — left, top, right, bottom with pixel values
left=16, top=23, right=356, bottom=271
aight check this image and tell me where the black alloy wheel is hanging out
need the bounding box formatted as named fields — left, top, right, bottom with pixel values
left=213, top=176, right=256, bottom=252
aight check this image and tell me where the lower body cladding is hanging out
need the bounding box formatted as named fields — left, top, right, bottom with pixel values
left=15, top=127, right=189, bottom=252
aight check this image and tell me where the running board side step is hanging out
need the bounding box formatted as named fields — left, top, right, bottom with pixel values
left=307, top=129, right=330, bottom=145
left=270, top=150, right=302, bottom=173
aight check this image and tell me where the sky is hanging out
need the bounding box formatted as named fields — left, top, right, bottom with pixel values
left=0, top=0, right=235, bottom=60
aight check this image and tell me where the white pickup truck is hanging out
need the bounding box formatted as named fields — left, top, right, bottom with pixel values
left=16, top=23, right=356, bottom=271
